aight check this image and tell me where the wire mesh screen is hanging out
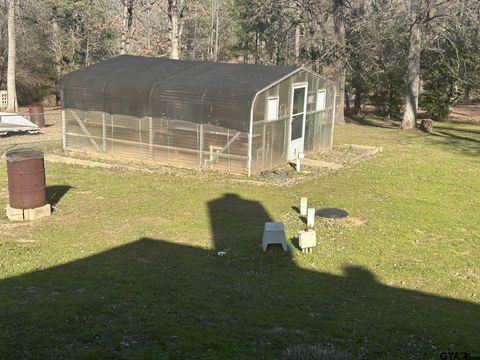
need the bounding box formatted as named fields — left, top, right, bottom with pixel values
left=251, top=117, right=288, bottom=172
left=64, top=109, right=249, bottom=174
left=250, top=70, right=336, bottom=171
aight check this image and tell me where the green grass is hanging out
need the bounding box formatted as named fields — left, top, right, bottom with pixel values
left=0, top=118, right=479, bottom=359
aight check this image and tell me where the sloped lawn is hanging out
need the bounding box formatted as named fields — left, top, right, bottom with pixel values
left=0, top=118, right=478, bottom=359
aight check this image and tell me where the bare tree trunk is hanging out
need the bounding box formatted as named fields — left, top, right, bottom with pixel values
left=294, top=23, right=301, bottom=64
left=192, top=7, right=197, bottom=59
left=333, top=0, right=346, bottom=125
left=120, top=0, right=134, bottom=55
left=7, top=0, right=17, bottom=112
left=208, top=1, right=214, bottom=58
left=254, top=31, right=259, bottom=64
left=401, top=1, right=421, bottom=129
left=213, top=0, right=219, bottom=61
left=0, top=20, right=7, bottom=84
left=51, top=7, right=62, bottom=81
left=168, top=0, right=186, bottom=60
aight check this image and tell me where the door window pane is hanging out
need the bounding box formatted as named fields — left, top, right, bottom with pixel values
left=292, top=87, right=305, bottom=115
left=291, top=114, right=303, bottom=140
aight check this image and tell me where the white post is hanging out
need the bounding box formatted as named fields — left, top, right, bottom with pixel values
left=300, top=197, right=308, bottom=216
left=296, top=152, right=304, bottom=172
left=61, top=108, right=66, bottom=150
left=330, top=89, right=337, bottom=149
left=111, top=114, right=114, bottom=156
left=102, top=112, right=106, bottom=152
left=149, top=116, right=153, bottom=159
left=61, top=89, right=66, bottom=150
left=199, top=123, right=204, bottom=168
left=307, top=208, right=315, bottom=228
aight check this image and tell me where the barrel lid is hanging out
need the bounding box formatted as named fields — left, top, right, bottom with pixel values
left=6, top=148, right=44, bottom=162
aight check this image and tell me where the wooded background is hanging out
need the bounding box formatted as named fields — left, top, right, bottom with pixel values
left=1, top=0, right=479, bottom=128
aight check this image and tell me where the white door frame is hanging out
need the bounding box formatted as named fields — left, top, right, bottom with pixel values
left=288, top=82, right=308, bottom=161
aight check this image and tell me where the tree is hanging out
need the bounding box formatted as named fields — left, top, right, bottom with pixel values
left=401, top=0, right=421, bottom=129
left=120, top=0, right=135, bottom=55
left=333, top=0, right=346, bottom=125
left=6, top=0, right=17, bottom=112
left=421, top=15, right=480, bottom=120
left=399, top=0, right=480, bottom=128
left=167, top=0, right=187, bottom=59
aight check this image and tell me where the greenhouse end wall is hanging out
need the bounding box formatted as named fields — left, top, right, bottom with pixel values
left=250, top=70, right=336, bottom=172
left=63, top=109, right=250, bottom=174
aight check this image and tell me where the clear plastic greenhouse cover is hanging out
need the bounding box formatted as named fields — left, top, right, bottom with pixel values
left=60, top=55, right=298, bottom=132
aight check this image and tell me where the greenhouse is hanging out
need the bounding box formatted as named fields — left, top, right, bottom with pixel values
left=60, top=55, right=336, bottom=175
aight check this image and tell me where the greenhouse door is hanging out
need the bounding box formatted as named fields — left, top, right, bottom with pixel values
left=288, top=84, right=308, bottom=161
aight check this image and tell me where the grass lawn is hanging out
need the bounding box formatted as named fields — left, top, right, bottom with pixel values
left=0, top=118, right=479, bottom=359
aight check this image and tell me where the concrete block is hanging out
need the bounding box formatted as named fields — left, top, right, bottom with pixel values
left=262, top=222, right=288, bottom=252
left=6, top=205, right=24, bottom=221
left=24, top=204, right=51, bottom=221
left=298, top=230, right=317, bottom=253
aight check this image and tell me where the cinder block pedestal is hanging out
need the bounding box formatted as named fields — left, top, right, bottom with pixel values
left=6, top=206, right=25, bottom=221
left=6, top=204, right=51, bottom=221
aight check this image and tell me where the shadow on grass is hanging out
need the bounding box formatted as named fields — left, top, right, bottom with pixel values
left=426, top=127, right=480, bottom=156
left=433, top=130, right=480, bottom=144
left=435, top=125, right=480, bottom=136
left=46, top=185, right=72, bottom=205
left=0, top=193, right=478, bottom=359
left=346, top=113, right=480, bottom=156
left=345, top=114, right=400, bottom=129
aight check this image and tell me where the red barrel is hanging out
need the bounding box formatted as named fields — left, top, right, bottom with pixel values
left=29, top=104, right=45, bottom=128
left=6, top=149, right=47, bottom=209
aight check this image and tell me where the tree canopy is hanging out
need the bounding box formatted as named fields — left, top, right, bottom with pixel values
left=0, top=0, right=479, bottom=124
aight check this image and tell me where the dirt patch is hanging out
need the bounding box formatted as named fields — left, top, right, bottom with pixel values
left=15, top=239, right=37, bottom=244
left=140, top=216, right=169, bottom=225
left=449, top=105, right=480, bottom=124
left=309, top=144, right=382, bottom=166
left=348, top=217, right=368, bottom=227
left=0, top=222, right=32, bottom=236
left=225, top=144, right=381, bottom=188
left=316, top=216, right=368, bottom=231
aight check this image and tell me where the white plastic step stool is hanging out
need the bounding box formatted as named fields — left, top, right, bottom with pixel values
left=262, top=222, right=288, bottom=252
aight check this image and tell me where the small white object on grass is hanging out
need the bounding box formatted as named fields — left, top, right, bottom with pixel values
left=307, top=208, right=315, bottom=227
left=300, top=197, right=308, bottom=216
left=298, top=229, right=317, bottom=253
